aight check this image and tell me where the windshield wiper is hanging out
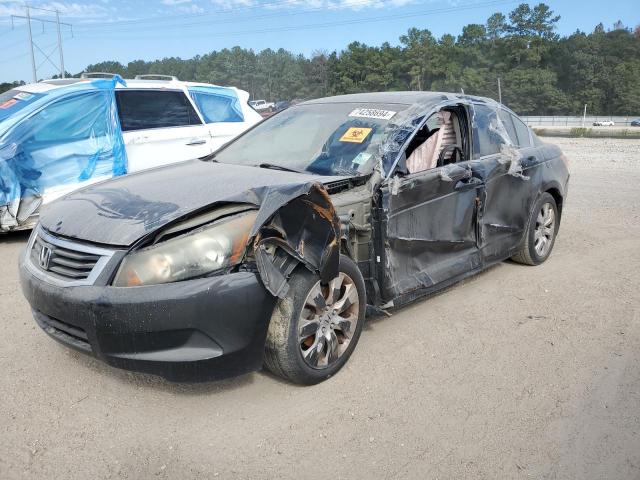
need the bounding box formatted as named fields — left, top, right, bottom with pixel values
left=201, top=152, right=218, bottom=162
left=256, top=163, right=303, bottom=173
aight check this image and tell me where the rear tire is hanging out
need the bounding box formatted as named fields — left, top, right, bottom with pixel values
left=511, top=192, right=559, bottom=265
left=264, top=255, right=366, bottom=385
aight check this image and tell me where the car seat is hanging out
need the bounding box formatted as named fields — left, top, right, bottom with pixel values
left=407, top=110, right=461, bottom=173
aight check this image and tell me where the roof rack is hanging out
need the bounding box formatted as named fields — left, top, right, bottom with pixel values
left=134, top=74, right=179, bottom=81
left=80, top=72, right=119, bottom=79
left=41, top=78, right=85, bottom=86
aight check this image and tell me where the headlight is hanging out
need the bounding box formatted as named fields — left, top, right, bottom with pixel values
left=113, top=211, right=257, bottom=287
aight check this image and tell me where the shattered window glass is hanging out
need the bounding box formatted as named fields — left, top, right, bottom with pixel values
left=471, top=104, right=509, bottom=158
left=497, top=109, right=518, bottom=145
left=512, top=115, right=532, bottom=148
left=213, top=102, right=411, bottom=176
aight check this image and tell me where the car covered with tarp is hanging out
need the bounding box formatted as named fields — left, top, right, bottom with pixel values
left=0, top=75, right=262, bottom=232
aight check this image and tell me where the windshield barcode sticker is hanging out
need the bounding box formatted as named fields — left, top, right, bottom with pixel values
left=349, top=108, right=396, bottom=120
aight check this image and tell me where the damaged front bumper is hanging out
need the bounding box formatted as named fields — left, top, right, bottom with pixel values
left=20, top=258, right=277, bottom=382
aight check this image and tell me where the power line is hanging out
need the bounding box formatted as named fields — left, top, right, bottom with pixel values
left=73, top=0, right=510, bottom=32
left=74, top=0, right=397, bottom=34
left=0, top=39, right=63, bottom=65
left=3, top=29, right=47, bottom=50
left=10, top=6, right=73, bottom=81
left=72, top=0, right=369, bottom=29
left=77, top=0, right=516, bottom=41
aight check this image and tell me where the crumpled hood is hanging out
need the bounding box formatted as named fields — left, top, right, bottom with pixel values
left=40, top=160, right=346, bottom=247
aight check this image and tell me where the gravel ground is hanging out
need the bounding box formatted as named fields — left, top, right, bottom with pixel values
left=1, top=137, right=639, bottom=479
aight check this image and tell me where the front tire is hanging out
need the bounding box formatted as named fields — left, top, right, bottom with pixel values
left=511, top=192, right=559, bottom=265
left=264, top=254, right=366, bottom=385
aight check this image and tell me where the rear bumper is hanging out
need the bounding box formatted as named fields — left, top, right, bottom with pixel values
left=20, top=260, right=277, bottom=382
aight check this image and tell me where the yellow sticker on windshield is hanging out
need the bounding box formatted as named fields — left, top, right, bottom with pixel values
left=340, top=127, right=372, bottom=144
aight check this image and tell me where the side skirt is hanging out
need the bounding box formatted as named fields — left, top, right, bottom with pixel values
left=369, top=252, right=516, bottom=314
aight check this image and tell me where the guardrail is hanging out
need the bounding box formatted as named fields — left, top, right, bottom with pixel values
left=522, top=116, right=639, bottom=127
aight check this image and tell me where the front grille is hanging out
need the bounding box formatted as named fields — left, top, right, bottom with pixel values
left=27, top=227, right=115, bottom=285
left=31, top=235, right=100, bottom=280
left=33, top=310, right=92, bottom=353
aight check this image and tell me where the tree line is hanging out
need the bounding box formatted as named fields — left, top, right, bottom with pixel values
left=2, top=3, right=639, bottom=116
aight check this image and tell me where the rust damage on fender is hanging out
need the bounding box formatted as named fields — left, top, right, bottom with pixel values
left=251, top=183, right=340, bottom=298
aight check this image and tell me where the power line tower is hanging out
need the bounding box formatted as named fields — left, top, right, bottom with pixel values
left=11, top=5, right=73, bottom=82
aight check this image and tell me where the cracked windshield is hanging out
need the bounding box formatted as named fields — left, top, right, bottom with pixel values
left=214, top=103, right=411, bottom=176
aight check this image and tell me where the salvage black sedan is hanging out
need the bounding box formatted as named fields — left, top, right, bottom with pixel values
left=20, top=92, right=570, bottom=385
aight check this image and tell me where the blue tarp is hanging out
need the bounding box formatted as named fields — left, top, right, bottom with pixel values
left=0, top=76, right=128, bottom=227
left=188, top=86, right=244, bottom=123
left=0, top=90, right=46, bottom=122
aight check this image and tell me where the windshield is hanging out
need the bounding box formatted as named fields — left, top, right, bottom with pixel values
left=214, top=102, right=412, bottom=176
left=0, top=89, right=46, bottom=122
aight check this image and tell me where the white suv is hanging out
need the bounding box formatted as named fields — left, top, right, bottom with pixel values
left=0, top=74, right=262, bottom=232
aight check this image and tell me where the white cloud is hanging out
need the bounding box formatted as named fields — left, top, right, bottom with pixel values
left=210, top=0, right=253, bottom=9
left=180, top=3, right=206, bottom=13
left=0, top=1, right=111, bottom=25
left=210, top=0, right=417, bottom=11
left=162, top=0, right=193, bottom=5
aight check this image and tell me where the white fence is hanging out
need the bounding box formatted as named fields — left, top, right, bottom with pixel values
left=522, top=116, right=638, bottom=127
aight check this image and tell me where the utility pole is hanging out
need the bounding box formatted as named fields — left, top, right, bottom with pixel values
left=56, top=10, right=65, bottom=78
left=498, top=77, right=502, bottom=104
left=26, top=6, right=37, bottom=83
left=11, top=7, right=72, bottom=82
left=582, top=104, right=587, bottom=127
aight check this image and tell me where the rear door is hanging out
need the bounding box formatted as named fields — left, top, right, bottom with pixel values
left=471, top=104, right=538, bottom=262
left=116, top=89, right=213, bottom=172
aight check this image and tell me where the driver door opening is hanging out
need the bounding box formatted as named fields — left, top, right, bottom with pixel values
left=404, top=106, right=468, bottom=174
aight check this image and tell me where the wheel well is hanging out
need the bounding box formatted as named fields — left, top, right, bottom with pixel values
left=546, top=187, right=563, bottom=218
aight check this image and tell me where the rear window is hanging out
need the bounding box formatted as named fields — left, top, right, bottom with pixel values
left=0, top=89, right=45, bottom=121
left=188, top=87, right=244, bottom=123
left=115, top=90, right=201, bottom=131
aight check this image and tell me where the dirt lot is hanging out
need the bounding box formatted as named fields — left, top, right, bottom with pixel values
left=1, top=137, right=639, bottom=480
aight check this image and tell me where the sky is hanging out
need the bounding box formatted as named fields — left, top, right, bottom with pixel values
left=0, top=0, right=637, bottom=83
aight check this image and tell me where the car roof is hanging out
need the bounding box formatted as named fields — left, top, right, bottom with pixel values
left=301, top=91, right=500, bottom=108
left=15, top=78, right=247, bottom=94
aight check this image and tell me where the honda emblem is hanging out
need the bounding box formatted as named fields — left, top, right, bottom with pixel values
left=39, top=245, right=52, bottom=270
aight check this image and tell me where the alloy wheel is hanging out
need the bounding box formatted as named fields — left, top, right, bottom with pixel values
left=298, top=273, right=360, bottom=369
left=534, top=202, right=556, bottom=257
